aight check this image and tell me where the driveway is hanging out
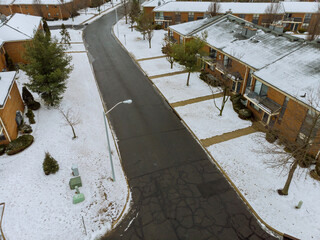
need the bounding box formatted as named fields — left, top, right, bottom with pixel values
left=83, top=9, right=278, bottom=240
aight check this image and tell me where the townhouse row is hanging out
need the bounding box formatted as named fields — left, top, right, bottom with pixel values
left=168, top=14, right=320, bottom=154
left=0, top=0, right=91, bottom=20
left=0, top=13, right=42, bottom=145
left=142, top=0, right=319, bottom=32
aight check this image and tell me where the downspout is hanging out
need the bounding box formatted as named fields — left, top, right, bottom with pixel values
left=19, top=5, right=23, bottom=14
left=9, top=5, right=13, bottom=15
left=59, top=5, right=63, bottom=19
left=0, top=117, right=11, bottom=142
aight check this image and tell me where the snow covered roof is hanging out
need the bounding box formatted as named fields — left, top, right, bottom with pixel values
left=254, top=44, right=320, bottom=108
left=0, top=13, right=42, bottom=42
left=142, top=0, right=175, bottom=8
left=282, top=2, right=319, bottom=13
left=11, top=0, right=73, bottom=4
left=170, top=15, right=303, bottom=70
left=0, top=0, right=14, bottom=5
left=154, top=2, right=285, bottom=14
left=0, top=71, right=16, bottom=108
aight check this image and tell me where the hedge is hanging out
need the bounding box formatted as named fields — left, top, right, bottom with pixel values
left=6, top=135, right=34, bottom=155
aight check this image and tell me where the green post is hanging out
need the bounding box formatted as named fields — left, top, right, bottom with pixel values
left=103, top=112, right=116, bottom=181
left=295, top=201, right=303, bottom=209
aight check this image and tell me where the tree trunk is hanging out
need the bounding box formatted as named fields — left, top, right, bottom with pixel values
left=186, top=72, right=191, bottom=86
left=170, top=61, right=173, bottom=69
left=278, top=159, right=298, bottom=195
left=219, top=87, right=228, bottom=116
left=71, top=125, right=77, bottom=139
left=149, top=39, right=151, bottom=48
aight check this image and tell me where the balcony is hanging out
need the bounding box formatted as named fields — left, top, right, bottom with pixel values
left=244, top=88, right=281, bottom=115
left=215, top=62, right=242, bottom=82
left=282, top=17, right=303, bottom=23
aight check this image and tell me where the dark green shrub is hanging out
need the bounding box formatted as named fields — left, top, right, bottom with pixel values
left=0, top=144, right=7, bottom=156
left=19, top=123, right=32, bottom=134
left=154, top=25, right=162, bottom=30
left=233, top=102, right=245, bottom=113
left=43, top=152, right=59, bottom=175
left=230, top=93, right=242, bottom=103
left=266, top=132, right=277, bottom=143
left=26, top=109, right=35, bottom=124
left=298, top=28, right=307, bottom=34
left=22, top=87, right=40, bottom=110
left=199, top=72, right=206, bottom=81
left=5, top=53, right=15, bottom=71
left=6, top=135, right=34, bottom=155
left=238, top=108, right=252, bottom=120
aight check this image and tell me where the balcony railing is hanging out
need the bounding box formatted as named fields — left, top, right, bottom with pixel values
left=244, top=88, right=281, bottom=115
left=282, top=17, right=303, bottom=23
left=215, top=62, right=242, bottom=82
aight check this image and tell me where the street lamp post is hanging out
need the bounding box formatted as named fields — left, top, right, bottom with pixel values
left=115, top=6, right=119, bottom=37
left=103, top=99, right=132, bottom=181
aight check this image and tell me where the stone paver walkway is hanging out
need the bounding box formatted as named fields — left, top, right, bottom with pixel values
left=137, top=55, right=166, bottom=61
left=171, top=92, right=223, bottom=108
left=149, top=70, right=187, bottom=79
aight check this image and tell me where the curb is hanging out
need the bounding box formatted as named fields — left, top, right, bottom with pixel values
left=81, top=30, right=132, bottom=232
left=111, top=20, right=285, bottom=240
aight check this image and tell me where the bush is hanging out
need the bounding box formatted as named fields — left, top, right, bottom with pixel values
left=43, top=152, right=59, bottom=175
left=26, top=109, right=35, bottom=124
left=22, top=87, right=40, bottom=110
left=266, top=131, right=277, bottom=143
left=19, top=123, right=32, bottom=134
left=298, top=28, right=307, bottom=34
left=154, top=25, right=162, bottom=30
left=0, top=144, right=6, bottom=156
left=238, top=108, right=252, bottom=120
left=6, top=135, right=34, bottom=155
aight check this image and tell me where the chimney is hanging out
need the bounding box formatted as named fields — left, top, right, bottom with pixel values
left=242, top=26, right=257, bottom=38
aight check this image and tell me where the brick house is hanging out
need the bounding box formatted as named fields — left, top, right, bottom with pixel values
left=0, top=0, right=90, bottom=20
left=142, top=0, right=174, bottom=16
left=0, top=71, right=24, bottom=145
left=152, top=1, right=319, bottom=32
left=168, top=14, right=320, bottom=154
left=0, top=13, right=42, bottom=70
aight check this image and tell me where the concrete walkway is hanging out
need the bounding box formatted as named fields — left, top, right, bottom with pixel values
left=171, top=92, right=223, bottom=108
left=149, top=70, right=187, bottom=79
left=137, top=55, right=166, bottom=61
left=201, top=122, right=265, bottom=147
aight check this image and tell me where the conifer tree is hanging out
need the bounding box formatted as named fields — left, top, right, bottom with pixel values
left=60, top=24, right=71, bottom=47
left=42, top=19, right=51, bottom=38
left=21, top=31, right=73, bottom=107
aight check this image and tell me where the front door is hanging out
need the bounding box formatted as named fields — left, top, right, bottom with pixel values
left=262, top=112, right=269, bottom=124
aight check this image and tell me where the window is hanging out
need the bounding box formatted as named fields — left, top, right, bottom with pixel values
left=297, top=109, right=320, bottom=143
left=277, top=97, right=289, bottom=124
left=252, top=14, right=259, bottom=24
left=48, top=13, right=51, bottom=17
left=239, top=14, right=245, bottom=19
left=250, top=102, right=260, bottom=111
left=304, top=13, right=312, bottom=23
left=188, top=12, right=194, bottom=22
left=155, top=12, right=164, bottom=20
left=209, top=48, right=217, bottom=59
left=253, top=80, right=268, bottom=97
left=223, top=55, right=232, bottom=68
left=25, top=6, right=28, bottom=9
left=175, top=12, right=181, bottom=24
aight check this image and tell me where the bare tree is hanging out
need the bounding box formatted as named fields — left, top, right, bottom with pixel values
left=262, top=89, right=320, bottom=195
left=263, top=2, right=283, bottom=27
left=121, top=0, right=129, bottom=24
left=207, top=0, right=221, bottom=17
left=145, top=14, right=155, bottom=48
left=209, top=74, right=229, bottom=116
left=129, top=0, right=140, bottom=32
left=162, top=37, right=175, bottom=69
left=307, top=6, right=320, bottom=41
left=60, top=108, right=81, bottom=139
left=33, top=0, right=44, bottom=17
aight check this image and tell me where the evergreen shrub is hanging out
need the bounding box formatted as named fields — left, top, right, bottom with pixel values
left=6, top=135, right=34, bottom=155
left=43, top=152, right=59, bottom=175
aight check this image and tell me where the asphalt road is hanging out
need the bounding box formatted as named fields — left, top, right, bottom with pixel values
left=83, top=9, right=278, bottom=240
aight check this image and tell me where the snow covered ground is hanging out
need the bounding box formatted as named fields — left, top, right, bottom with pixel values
left=0, top=26, right=130, bottom=240
left=113, top=18, right=320, bottom=240
left=47, top=0, right=121, bottom=26
left=138, top=58, right=183, bottom=76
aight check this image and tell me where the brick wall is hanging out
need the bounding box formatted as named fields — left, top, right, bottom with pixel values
left=4, top=41, right=30, bottom=65
left=0, top=81, right=25, bottom=144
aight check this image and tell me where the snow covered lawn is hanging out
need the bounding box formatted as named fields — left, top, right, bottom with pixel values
left=152, top=72, right=219, bottom=103
left=208, top=132, right=320, bottom=240
left=115, top=18, right=166, bottom=59
left=175, top=98, right=252, bottom=139
left=0, top=29, right=129, bottom=240
left=114, top=16, right=320, bottom=240
left=47, top=0, right=121, bottom=26
left=138, top=58, right=183, bottom=76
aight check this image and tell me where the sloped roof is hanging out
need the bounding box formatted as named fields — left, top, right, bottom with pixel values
left=10, top=0, right=73, bottom=4
left=170, top=15, right=303, bottom=69
left=142, top=0, right=175, bottom=8
left=154, top=2, right=285, bottom=14
left=0, top=13, right=42, bottom=42
left=282, top=2, right=319, bottom=13
left=0, top=71, right=16, bottom=108
left=254, top=44, right=320, bottom=108
left=0, top=0, right=14, bottom=4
